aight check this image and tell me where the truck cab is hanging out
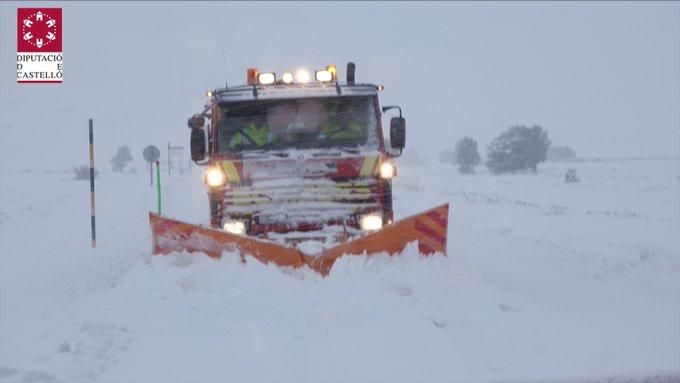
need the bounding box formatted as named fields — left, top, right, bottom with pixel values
left=189, top=63, right=406, bottom=245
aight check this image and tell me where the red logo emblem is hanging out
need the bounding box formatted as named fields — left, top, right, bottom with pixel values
left=17, top=8, right=62, bottom=52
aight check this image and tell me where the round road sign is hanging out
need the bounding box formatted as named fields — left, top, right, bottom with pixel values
left=143, top=145, right=160, bottom=162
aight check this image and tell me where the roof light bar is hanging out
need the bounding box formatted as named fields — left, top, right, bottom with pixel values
left=245, top=64, right=343, bottom=85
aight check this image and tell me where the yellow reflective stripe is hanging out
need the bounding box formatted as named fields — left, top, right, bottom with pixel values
left=359, top=156, right=378, bottom=177
left=352, top=187, right=371, bottom=194
left=231, top=199, right=266, bottom=205
left=222, top=162, right=240, bottom=183
left=229, top=194, right=257, bottom=199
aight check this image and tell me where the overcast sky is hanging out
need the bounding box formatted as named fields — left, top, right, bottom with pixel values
left=1, top=1, right=678, bottom=171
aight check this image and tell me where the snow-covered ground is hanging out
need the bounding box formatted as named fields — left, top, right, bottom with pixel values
left=0, top=159, right=678, bottom=383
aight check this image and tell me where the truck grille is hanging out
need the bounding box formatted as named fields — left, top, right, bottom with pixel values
left=223, top=178, right=381, bottom=225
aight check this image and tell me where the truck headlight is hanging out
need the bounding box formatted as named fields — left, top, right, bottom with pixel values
left=206, top=166, right=226, bottom=187
left=379, top=162, right=396, bottom=179
left=223, top=220, right=246, bottom=235
left=360, top=214, right=383, bottom=231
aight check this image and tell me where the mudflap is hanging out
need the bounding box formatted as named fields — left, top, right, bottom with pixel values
left=149, top=204, right=449, bottom=276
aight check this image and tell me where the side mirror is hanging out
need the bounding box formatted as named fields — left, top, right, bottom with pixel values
left=190, top=128, right=206, bottom=162
left=188, top=114, right=205, bottom=130
left=390, top=117, right=406, bottom=150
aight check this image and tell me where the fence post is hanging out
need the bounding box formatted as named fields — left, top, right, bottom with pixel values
left=89, top=118, right=96, bottom=248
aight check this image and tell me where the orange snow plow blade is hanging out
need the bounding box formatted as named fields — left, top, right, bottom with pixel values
left=303, top=204, right=449, bottom=275
left=149, top=213, right=304, bottom=268
left=149, top=204, right=449, bottom=276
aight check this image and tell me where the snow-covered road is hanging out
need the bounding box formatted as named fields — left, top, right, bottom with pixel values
left=1, top=160, right=678, bottom=382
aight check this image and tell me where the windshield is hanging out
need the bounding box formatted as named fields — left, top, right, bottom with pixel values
left=217, top=96, right=380, bottom=153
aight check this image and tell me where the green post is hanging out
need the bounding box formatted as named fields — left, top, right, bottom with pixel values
left=155, top=161, right=161, bottom=215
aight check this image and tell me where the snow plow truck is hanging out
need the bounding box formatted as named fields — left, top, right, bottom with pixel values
left=149, top=62, right=449, bottom=275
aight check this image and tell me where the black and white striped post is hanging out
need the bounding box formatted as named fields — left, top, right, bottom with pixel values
left=89, top=118, right=96, bottom=248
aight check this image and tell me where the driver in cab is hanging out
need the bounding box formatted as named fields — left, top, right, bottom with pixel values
left=228, top=114, right=277, bottom=149
left=319, top=102, right=364, bottom=141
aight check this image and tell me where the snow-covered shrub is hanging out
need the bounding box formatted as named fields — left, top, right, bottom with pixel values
left=110, top=145, right=133, bottom=173
left=73, top=165, right=98, bottom=180
left=486, top=125, right=550, bottom=174
left=455, top=137, right=481, bottom=174
left=564, top=168, right=580, bottom=183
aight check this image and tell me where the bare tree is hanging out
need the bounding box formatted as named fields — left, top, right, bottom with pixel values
left=73, top=165, right=98, bottom=180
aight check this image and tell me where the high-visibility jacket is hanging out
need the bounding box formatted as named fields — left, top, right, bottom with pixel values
left=320, top=122, right=364, bottom=140
left=228, top=124, right=276, bottom=148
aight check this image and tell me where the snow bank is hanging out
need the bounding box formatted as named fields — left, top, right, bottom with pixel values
left=1, top=160, right=678, bottom=382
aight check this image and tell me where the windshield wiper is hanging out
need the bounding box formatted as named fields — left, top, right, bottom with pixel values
left=336, top=146, right=361, bottom=154
left=239, top=147, right=290, bottom=159
left=268, top=151, right=290, bottom=158
left=317, top=140, right=360, bottom=152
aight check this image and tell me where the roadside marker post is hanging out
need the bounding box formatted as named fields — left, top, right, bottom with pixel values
left=156, top=161, right=161, bottom=215
left=89, top=118, right=96, bottom=248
